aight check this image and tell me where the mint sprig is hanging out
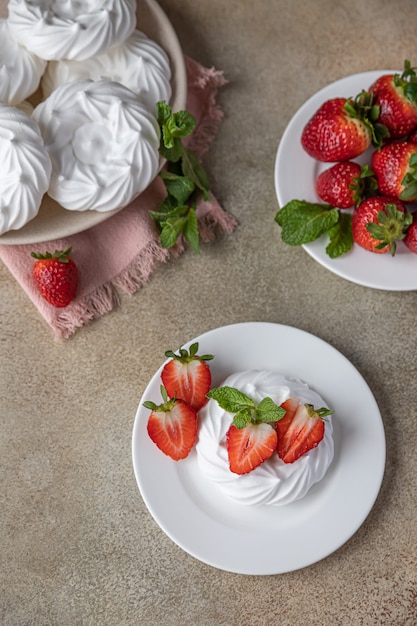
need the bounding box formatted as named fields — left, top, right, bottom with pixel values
left=326, top=211, right=353, bottom=258
left=275, top=199, right=354, bottom=257
left=151, top=101, right=211, bottom=253
left=206, top=386, right=286, bottom=429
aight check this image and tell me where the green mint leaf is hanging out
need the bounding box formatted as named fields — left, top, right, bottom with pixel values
left=169, top=109, right=196, bottom=138
left=326, top=211, right=353, bottom=258
left=157, top=101, right=196, bottom=149
left=149, top=202, right=189, bottom=224
left=156, top=101, right=172, bottom=127
left=182, top=148, right=210, bottom=199
left=232, top=408, right=253, bottom=429
left=159, top=137, right=184, bottom=162
left=255, top=397, right=286, bottom=423
left=159, top=217, right=186, bottom=249
left=183, top=207, right=200, bottom=254
left=207, top=387, right=284, bottom=428
left=275, top=200, right=340, bottom=245
left=206, top=386, right=255, bottom=413
left=153, top=102, right=211, bottom=253
left=160, top=170, right=195, bottom=205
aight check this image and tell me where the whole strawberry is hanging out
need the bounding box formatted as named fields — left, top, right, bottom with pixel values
left=316, top=162, right=377, bottom=208
left=351, top=196, right=412, bottom=255
left=404, top=212, right=417, bottom=253
left=31, top=247, right=78, bottom=307
left=371, top=141, right=417, bottom=202
left=369, top=60, right=417, bottom=139
left=301, top=91, right=388, bottom=162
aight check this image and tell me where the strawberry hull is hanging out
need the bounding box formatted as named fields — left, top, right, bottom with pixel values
left=369, top=72, right=417, bottom=139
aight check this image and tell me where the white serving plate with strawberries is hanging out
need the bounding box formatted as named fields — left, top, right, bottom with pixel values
left=275, top=70, right=417, bottom=291
left=0, top=0, right=187, bottom=245
left=132, top=322, right=385, bottom=575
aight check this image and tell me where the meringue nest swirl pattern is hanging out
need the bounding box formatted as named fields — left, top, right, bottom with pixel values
left=7, top=0, right=137, bottom=61
left=32, top=79, right=161, bottom=213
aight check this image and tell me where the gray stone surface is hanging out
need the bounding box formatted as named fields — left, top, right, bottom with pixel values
left=1, top=0, right=416, bottom=624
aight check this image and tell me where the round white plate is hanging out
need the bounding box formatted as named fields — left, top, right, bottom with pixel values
left=274, top=70, right=417, bottom=291
left=132, top=322, right=385, bottom=575
left=0, top=0, right=187, bottom=245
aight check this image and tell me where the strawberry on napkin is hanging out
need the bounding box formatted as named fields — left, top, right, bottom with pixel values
left=0, top=57, right=238, bottom=339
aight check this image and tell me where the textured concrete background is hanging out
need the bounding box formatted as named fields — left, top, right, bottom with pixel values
left=1, top=0, right=416, bottom=624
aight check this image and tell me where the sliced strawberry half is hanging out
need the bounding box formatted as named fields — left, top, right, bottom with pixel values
left=226, top=422, right=278, bottom=475
left=276, top=398, right=333, bottom=464
left=161, top=342, right=213, bottom=411
left=144, top=386, right=197, bottom=460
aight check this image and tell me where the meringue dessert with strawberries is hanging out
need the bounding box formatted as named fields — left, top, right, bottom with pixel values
left=197, top=370, right=334, bottom=506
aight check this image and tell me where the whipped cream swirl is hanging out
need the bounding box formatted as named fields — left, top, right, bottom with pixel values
left=0, top=104, right=52, bottom=235
left=42, top=30, right=172, bottom=112
left=32, top=79, right=160, bottom=212
left=196, top=371, right=334, bottom=506
left=0, top=19, right=46, bottom=106
left=7, top=0, right=137, bottom=61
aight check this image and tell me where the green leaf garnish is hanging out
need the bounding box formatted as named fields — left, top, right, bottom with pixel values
left=152, top=101, right=212, bottom=252
left=182, top=148, right=210, bottom=199
left=326, top=211, right=353, bottom=258
left=159, top=170, right=195, bottom=204
left=159, top=216, right=187, bottom=249
left=275, top=199, right=340, bottom=246
left=182, top=206, right=200, bottom=254
left=206, top=386, right=286, bottom=429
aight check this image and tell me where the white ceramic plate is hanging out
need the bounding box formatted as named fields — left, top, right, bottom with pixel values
left=0, top=0, right=187, bottom=245
left=132, top=322, right=385, bottom=575
left=274, top=70, right=417, bottom=291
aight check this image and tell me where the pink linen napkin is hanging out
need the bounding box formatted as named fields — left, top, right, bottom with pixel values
left=0, top=57, right=238, bottom=339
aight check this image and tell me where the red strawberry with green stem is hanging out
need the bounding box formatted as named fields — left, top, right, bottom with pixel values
left=301, top=91, right=388, bottom=162
left=206, top=385, right=286, bottom=475
left=316, top=162, right=377, bottom=208
left=369, top=60, right=417, bottom=139
left=161, top=342, right=213, bottom=411
left=31, top=247, right=78, bottom=307
left=144, top=385, right=198, bottom=460
left=351, top=196, right=412, bottom=255
left=276, top=398, right=333, bottom=464
left=371, top=141, right=417, bottom=202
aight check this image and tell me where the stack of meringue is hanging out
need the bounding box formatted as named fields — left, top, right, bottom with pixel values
left=0, top=0, right=173, bottom=235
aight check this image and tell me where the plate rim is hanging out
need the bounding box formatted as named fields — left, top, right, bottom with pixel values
left=132, top=321, right=386, bottom=575
left=274, top=69, right=417, bottom=292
